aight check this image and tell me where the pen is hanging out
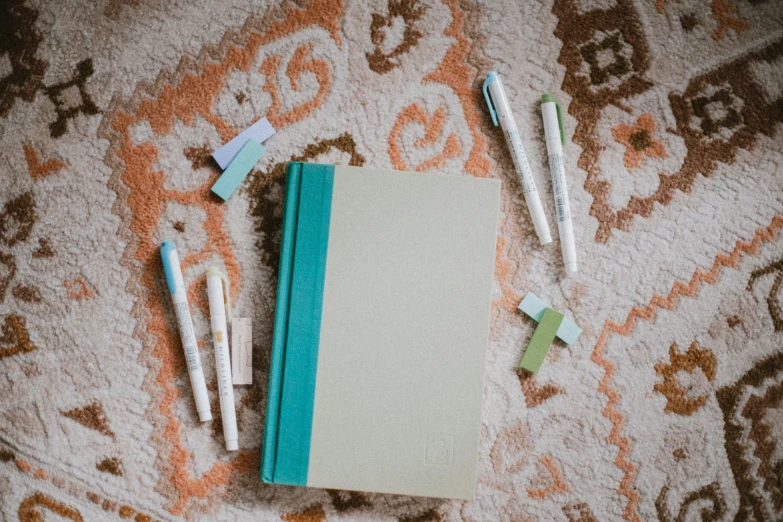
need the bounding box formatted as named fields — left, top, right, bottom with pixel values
left=483, top=72, right=552, bottom=245
left=540, top=94, right=577, bottom=273
left=160, top=241, right=212, bottom=422
left=206, top=267, right=238, bottom=451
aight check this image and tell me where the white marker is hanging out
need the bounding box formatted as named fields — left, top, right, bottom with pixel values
left=541, top=94, right=577, bottom=273
left=160, top=241, right=212, bottom=422
left=206, top=267, right=238, bottom=451
left=483, top=72, right=552, bottom=245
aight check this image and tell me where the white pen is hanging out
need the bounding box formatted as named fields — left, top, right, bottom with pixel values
left=206, top=267, right=238, bottom=451
left=483, top=72, right=552, bottom=245
left=541, top=94, right=577, bottom=273
left=160, top=241, right=212, bottom=422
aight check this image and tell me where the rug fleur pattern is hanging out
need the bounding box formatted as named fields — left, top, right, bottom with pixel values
left=1, top=0, right=783, bottom=520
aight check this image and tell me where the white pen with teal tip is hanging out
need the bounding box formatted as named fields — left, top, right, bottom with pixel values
left=161, top=241, right=212, bottom=422
left=541, top=94, right=577, bottom=273
left=483, top=72, right=552, bottom=245
left=206, top=267, right=238, bottom=451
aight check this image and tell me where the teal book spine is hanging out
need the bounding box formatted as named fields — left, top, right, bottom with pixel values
left=261, top=162, right=334, bottom=485
left=261, top=162, right=302, bottom=483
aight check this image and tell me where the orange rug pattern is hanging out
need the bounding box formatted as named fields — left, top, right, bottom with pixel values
left=1, top=0, right=782, bottom=520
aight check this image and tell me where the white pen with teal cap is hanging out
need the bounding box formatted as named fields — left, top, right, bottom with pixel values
left=483, top=72, right=552, bottom=245
left=541, top=94, right=577, bottom=273
left=161, top=241, right=212, bottom=422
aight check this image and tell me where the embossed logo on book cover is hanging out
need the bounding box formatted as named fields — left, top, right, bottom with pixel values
left=425, top=434, right=454, bottom=465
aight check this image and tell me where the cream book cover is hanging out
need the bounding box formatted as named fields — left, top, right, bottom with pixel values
left=262, top=163, right=501, bottom=500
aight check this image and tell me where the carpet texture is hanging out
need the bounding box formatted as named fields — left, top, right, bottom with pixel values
left=2, top=0, right=783, bottom=520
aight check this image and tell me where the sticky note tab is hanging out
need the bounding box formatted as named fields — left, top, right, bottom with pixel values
left=211, top=140, right=265, bottom=200
left=519, top=307, right=564, bottom=374
left=212, top=117, right=275, bottom=170
left=517, top=292, right=582, bottom=345
left=232, top=317, right=252, bottom=385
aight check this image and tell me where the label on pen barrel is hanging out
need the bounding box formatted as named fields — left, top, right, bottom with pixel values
left=215, top=329, right=232, bottom=398
left=549, top=153, right=570, bottom=224
left=175, top=301, right=202, bottom=371
left=505, top=128, right=537, bottom=197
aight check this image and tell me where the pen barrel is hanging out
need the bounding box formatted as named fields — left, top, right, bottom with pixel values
left=542, top=101, right=577, bottom=273
left=173, top=300, right=212, bottom=421
left=207, top=275, right=238, bottom=451
left=164, top=246, right=212, bottom=422
left=500, top=118, right=552, bottom=245
left=171, top=293, right=202, bottom=372
left=546, top=152, right=577, bottom=273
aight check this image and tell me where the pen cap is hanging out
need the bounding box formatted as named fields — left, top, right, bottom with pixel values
left=483, top=72, right=512, bottom=125
left=206, top=267, right=232, bottom=322
left=489, top=75, right=511, bottom=121
left=482, top=72, right=499, bottom=126
left=540, top=94, right=566, bottom=147
left=160, top=241, right=182, bottom=295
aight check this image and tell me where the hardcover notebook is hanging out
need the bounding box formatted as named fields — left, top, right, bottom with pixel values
left=262, top=163, right=501, bottom=500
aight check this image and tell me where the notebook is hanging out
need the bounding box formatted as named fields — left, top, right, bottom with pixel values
left=262, top=163, right=501, bottom=500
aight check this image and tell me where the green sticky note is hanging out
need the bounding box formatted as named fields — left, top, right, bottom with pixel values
left=517, top=292, right=581, bottom=345
left=211, top=139, right=265, bottom=200
left=519, top=307, right=564, bottom=374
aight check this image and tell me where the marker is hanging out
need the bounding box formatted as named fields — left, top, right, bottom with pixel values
left=540, top=94, right=577, bottom=273
left=160, top=241, right=212, bottom=422
left=483, top=72, right=552, bottom=245
left=206, top=267, right=238, bottom=451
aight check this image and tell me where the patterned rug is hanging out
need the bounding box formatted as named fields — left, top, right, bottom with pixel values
left=2, top=0, right=783, bottom=520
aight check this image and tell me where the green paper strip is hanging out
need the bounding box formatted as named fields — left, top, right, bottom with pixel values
left=517, top=292, right=581, bottom=345
left=211, top=139, right=265, bottom=200
left=519, top=308, right=564, bottom=374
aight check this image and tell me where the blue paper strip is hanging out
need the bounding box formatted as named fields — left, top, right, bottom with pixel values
left=517, top=292, right=582, bottom=345
left=212, top=117, right=275, bottom=170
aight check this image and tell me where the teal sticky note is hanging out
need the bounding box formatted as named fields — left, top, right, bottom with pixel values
left=517, top=292, right=581, bottom=345
left=211, top=139, right=265, bottom=200
left=519, top=307, right=564, bottom=374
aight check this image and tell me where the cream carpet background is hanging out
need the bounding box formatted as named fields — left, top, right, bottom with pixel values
left=2, top=0, right=783, bottom=520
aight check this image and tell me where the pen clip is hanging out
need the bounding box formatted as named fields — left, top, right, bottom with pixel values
left=206, top=267, right=232, bottom=323
left=554, top=98, right=565, bottom=146
left=482, top=73, right=499, bottom=127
